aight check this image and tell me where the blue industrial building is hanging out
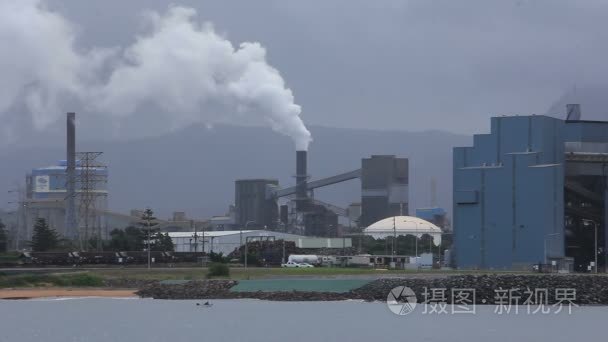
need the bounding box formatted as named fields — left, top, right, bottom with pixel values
left=20, top=160, right=109, bottom=241
left=416, top=207, right=448, bottom=230
left=453, top=110, right=608, bottom=271
left=28, top=160, right=108, bottom=200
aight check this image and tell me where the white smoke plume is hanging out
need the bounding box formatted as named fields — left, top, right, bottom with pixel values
left=0, top=1, right=312, bottom=150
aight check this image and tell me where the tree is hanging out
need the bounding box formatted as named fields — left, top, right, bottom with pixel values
left=139, top=208, right=160, bottom=251
left=0, top=219, right=8, bottom=253
left=107, top=228, right=128, bottom=251
left=30, top=218, right=59, bottom=252
left=107, top=226, right=146, bottom=251
left=153, top=232, right=174, bottom=252
left=105, top=208, right=174, bottom=252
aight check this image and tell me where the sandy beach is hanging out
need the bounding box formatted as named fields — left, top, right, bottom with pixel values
left=0, top=288, right=137, bottom=299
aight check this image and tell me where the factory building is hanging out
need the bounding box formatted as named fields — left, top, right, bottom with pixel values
left=360, top=155, right=409, bottom=227
left=303, top=203, right=339, bottom=237
left=234, top=153, right=409, bottom=237
left=453, top=110, right=608, bottom=271
left=15, top=160, right=109, bottom=242
left=234, top=179, right=279, bottom=230
left=347, top=203, right=362, bottom=225
left=416, top=207, right=449, bottom=231
left=168, top=230, right=352, bottom=256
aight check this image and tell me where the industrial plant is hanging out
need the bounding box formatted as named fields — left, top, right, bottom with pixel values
left=235, top=153, right=409, bottom=237
left=453, top=105, right=608, bottom=272
left=7, top=114, right=111, bottom=251
left=4, top=103, right=607, bottom=273
left=3, top=112, right=423, bottom=261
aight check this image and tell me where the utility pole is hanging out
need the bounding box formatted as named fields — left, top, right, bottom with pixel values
left=245, top=236, right=248, bottom=269
left=282, top=239, right=286, bottom=264
left=595, top=222, right=598, bottom=274
left=345, top=218, right=351, bottom=256
left=415, top=221, right=419, bottom=258
left=392, top=216, right=396, bottom=265
left=147, top=214, right=151, bottom=270
left=7, top=188, right=23, bottom=250
left=191, top=220, right=198, bottom=253
left=243, top=221, right=255, bottom=252
left=582, top=219, right=599, bottom=273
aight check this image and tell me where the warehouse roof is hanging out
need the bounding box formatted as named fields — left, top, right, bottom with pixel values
left=168, top=230, right=256, bottom=238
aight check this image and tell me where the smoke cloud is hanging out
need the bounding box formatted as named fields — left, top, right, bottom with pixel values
left=0, top=1, right=312, bottom=150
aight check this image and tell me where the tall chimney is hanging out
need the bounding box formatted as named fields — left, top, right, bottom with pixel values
left=295, top=150, right=308, bottom=212
left=65, top=112, right=78, bottom=240
left=566, top=104, right=581, bottom=121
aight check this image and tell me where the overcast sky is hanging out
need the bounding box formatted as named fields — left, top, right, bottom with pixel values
left=5, top=0, right=607, bottom=143
left=2, top=0, right=608, bottom=217
left=44, top=0, right=608, bottom=134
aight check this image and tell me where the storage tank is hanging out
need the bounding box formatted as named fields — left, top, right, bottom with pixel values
left=30, top=160, right=108, bottom=200
left=27, top=160, right=108, bottom=238
left=288, top=254, right=320, bottom=265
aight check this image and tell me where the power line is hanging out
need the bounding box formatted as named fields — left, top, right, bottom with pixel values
left=74, top=152, right=107, bottom=251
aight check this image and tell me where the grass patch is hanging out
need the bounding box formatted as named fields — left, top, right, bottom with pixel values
left=0, top=253, right=21, bottom=265
left=207, top=263, right=230, bottom=278
left=95, top=266, right=519, bottom=280
left=92, top=269, right=207, bottom=282
left=0, top=266, right=536, bottom=288
left=0, top=272, right=103, bottom=288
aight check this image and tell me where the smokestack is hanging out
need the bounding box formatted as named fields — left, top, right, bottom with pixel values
left=65, top=112, right=77, bottom=240
left=566, top=104, right=581, bottom=121
left=295, top=150, right=308, bottom=212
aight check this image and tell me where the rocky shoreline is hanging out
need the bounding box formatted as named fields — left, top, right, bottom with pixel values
left=136, top=274, right=608, bottom=305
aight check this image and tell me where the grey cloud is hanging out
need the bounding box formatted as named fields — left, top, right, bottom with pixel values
left=7, top=0, right=608, bottom=147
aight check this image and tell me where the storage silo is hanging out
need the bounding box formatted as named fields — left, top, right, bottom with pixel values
left=234, top=179, right=279, bottom=230
left=360, top=155, right=409, bottom=227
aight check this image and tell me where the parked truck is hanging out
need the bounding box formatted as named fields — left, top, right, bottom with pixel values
left=287, top=254, right=320, bottom=265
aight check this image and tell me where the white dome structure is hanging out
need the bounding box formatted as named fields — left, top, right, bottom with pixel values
left=363, top=216, right=442, bottom=245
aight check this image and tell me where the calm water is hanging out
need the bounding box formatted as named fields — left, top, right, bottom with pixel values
left=0, top=298, right=605, bottom=342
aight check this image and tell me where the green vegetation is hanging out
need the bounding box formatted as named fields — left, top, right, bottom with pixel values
left=29, top=218, right=60, bottom=252
left=360, top=235, right=442, bottom=256
left=155, top=232, right=174, bottom=252
left=0, top=266, right=536, bottom=289
left=0, top=252, right=20, bottom=265
left=107, top=226, right=146, bottom=251
left=208, top=251, right=229, bottom=263
left=207, top=263, right=230, bottom=278
left=105, top=208, right=174, bottom=252
left=0, top=272, right=104, bottom=288
left=91, top=266, right=491, bottom=282
left=0, top=219, right=7, bottom=253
